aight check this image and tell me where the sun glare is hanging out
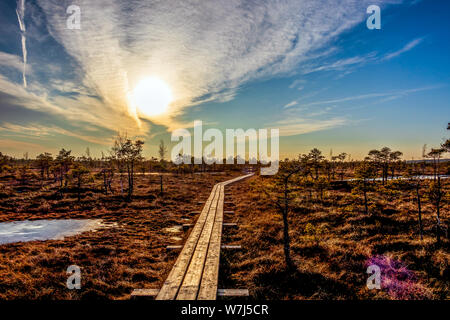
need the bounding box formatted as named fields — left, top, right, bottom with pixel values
left=132, top=77, right=173, bottom=117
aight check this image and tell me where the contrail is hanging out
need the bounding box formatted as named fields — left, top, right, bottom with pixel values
left=16, top=0, right=27, bottom=88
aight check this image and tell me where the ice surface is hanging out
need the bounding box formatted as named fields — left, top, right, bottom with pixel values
left=0, top=219, right=107, bottom=245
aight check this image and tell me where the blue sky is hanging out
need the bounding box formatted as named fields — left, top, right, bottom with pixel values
left=0, top=0, right=449, bottom=159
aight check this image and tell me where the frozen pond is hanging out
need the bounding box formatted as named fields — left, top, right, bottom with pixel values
left=0, top=219, right=112, bottom=245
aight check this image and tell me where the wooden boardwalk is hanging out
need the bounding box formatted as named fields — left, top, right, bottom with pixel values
left=134, top=173, right=253, bottom=300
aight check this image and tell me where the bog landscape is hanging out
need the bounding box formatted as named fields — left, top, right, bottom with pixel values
left=0, top=0, right=449, bottom=302
left=0, top=136, right=448, bottom=300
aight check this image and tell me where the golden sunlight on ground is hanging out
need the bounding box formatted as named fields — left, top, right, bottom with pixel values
left=131, top=77, right=173, bottom=117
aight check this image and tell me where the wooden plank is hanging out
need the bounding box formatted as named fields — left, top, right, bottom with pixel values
left=217, top=289, right=249, bottom=297
left=167, top=244, right=240, bottom=250
left=222, top=173, right=254, bottom=186
left=166, top=245, right=183, bottom=250
left=196, top=174, right=253, bottom=300
left=156, top=184, right=219, bottom=300
left=155, top=174, right=254, bottom=300
left=221, top=245, right=241, bottom=250
left=176, top=186, right=221, bottom=300
left=223, top=222, right=237, bottom=227
left=197, top=184, right=225, bottom=300
left=131, top=288, right=249, bottom=298
left=131, top=289, right=159, bottom=297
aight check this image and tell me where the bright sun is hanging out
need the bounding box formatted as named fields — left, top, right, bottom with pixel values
left=132, top=77, right=173, bottom=117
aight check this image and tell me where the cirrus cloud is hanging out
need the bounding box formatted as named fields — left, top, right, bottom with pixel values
left=34, top=0, right=399, bottom=133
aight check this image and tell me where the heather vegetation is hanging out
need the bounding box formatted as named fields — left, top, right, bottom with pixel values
left=223, top=149, right=448, bottom=299
left=0, top=130, right=448, bottom=300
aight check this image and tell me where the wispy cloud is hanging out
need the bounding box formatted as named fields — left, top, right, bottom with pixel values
left=0, top=74, right=146, bottom=138
left=283, top=100, right=298, bottom=109
left=0, top=138, right=44, bottom=153
left=0, top=51, right=27, bottom=72
left=289, top=79, right=306, bottom=90
left=270, top=117, right=347, bottom=137
left=34, top=0, right=391, bottom=132
left=301, top=53, right=377, bottom=74
left=275, top=84, right=442, bottom=136
left=382, top=37, right=424, bottom=61
left=0, top=122, right=113, bottom=146
left=272, top=98, right=348, bottom=136
left=294, top=85, right=441, bottom=109
left=15, top=0, right=27, bottom=88
left=297, top=36, right=424, bottom=77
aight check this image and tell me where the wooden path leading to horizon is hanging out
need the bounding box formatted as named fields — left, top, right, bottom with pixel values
left=132, top=173, right=254, bottom=300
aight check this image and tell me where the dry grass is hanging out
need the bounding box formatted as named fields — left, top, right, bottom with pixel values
left=220, top=176, right=449, bottom=300
left=0, top=171, right=238, bottom=300
left=0, top=171, right=448, bottom=300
